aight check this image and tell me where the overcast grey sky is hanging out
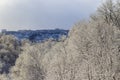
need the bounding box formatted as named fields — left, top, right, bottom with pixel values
left=0, top=0, right=102, bottom=31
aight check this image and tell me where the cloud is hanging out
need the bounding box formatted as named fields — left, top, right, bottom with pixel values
left=0, top=0, right=102, bottom=30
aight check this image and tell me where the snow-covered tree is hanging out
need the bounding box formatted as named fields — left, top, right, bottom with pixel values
left=0, top=35, right=20, bottom=74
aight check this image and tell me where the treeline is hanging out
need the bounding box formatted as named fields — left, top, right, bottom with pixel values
left=0, top=0, right=120, bottom=80
left=3, top=29, right=69, bottom=42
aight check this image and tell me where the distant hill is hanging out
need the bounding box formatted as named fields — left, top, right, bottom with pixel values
left=2, top=29, right=69, bottom=42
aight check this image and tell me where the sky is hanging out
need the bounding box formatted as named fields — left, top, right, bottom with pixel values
left=0, top=0, right=102, bottom=31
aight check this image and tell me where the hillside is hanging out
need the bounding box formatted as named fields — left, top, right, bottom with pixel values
left=2, top=29, right=69, bottom=42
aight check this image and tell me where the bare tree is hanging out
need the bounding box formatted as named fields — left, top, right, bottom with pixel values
left=10, top=40, right=56, bottom=80
left=91, top=0, right=120, bottom=29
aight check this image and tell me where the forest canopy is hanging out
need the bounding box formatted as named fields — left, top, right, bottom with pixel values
left=0, top=0, right=120, bottom=80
